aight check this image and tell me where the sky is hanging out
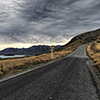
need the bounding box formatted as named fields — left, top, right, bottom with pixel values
left=0, top=0, right=100, bottom=50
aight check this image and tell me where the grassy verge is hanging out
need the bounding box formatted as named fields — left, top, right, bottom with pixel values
left=87, top=42, right=100, bottom=72
left=0, top=50, right=72, bottom=79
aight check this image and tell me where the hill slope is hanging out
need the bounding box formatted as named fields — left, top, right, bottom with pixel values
left=58, top=28, right=100, bottom=51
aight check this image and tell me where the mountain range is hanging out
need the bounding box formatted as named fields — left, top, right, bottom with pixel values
left=0, top=45, right=61, bottom=56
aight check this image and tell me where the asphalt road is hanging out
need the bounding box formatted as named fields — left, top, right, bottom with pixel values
left=0, top=44, right=100, bottom=100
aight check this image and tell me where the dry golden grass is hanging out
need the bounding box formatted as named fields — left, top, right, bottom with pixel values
left=53, top=50, right=72, bottom=59
left=96, top=43, right=100, bottom=50
left=87, top=43, right=100, bottom=71
left=0, top=50, right=72, bottom=77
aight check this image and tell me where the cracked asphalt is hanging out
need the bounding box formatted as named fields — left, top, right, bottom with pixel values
left=0, top=44, right=100, bottom=100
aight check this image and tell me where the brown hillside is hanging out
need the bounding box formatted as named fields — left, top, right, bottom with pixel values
left=57, top=28, right=100, bottom=51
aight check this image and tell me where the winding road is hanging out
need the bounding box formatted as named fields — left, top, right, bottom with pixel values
left=0, top=44, right=100, bottom=100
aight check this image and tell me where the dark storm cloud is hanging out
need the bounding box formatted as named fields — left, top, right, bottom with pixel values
left=0, top=0, right=100, bottom=44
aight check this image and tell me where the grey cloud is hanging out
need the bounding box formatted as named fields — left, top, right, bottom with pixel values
left=0, top=0, right=100, bottom=44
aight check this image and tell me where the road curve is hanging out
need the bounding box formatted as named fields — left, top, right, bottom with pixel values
left=0, top=44, right=100, bottom=100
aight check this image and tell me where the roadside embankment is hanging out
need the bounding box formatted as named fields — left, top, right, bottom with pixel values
left=87, top=42, right=100, bottom=72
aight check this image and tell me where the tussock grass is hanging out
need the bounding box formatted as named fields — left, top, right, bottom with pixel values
left=96, top=43, right=100, bottom=50
left=87, top=42, right=100, bottom=71
left=0, top=50, right=71, bottom=78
